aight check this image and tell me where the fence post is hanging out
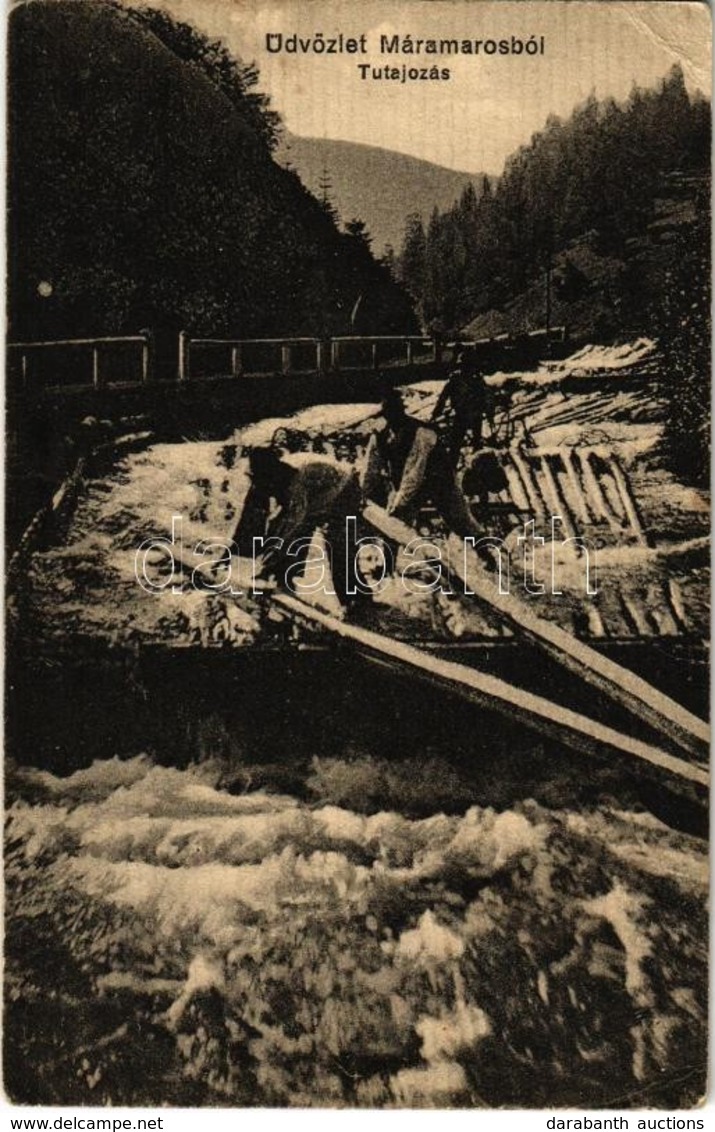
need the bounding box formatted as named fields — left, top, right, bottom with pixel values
left=316, top=340, right=326, bottom=374
left=140, top=331, right=154, bottom=383
left=231, top=345, right=242, bottom=377
left=406, top=340, right=414, bottom=365
left=371, top=342, right=379, bottom=371
left=281, top=344, right=292, bottom=375
left=92, top=346, right=101, bottom=390
left=330, top=340, right=340, bottom=371
left=21, top=353, right=28, bottom=391
left=178, top=331, right=189, bottom=381
left=433, top=337, right=443, bottom=365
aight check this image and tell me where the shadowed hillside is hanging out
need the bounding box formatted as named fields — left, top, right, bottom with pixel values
left=7, top=1, right=417, bottom=360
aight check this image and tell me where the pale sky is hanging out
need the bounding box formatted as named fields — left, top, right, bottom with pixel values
left=148, top=0, right=712, bottom=172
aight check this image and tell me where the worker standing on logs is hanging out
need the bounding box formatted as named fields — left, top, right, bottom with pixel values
left=232, top=444, right=368, bottom=613
left=362, top=389, right=484, bottom=541
left=431, top=344, right=493, bottom=467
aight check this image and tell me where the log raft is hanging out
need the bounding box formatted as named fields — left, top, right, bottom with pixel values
left=273, top=592, right=708, bottom=795
left=362, top=503, right=709, bottom=764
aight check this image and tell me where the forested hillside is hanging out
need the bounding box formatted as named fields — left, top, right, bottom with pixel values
left=397, top=66, right=710, bottom=341
left=7, top=1, right=417, bottom=352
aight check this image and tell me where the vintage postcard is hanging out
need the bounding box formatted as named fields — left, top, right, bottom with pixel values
left=5, top=0, right=711, bottom=1112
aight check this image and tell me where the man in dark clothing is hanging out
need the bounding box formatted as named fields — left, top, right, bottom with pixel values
left=232, top=446, right=365, bottom=610
left=362, top=390, right=482, bottom=540
left=431, top=345, right=491, bottom=466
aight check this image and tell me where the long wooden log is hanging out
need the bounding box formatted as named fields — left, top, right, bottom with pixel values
left=363, top=503, right=710, bottom=760
left=594, top=446, right=651, bottom=547
left=577, top=450, right=623, bottom=531
left=510, top=448, right=544, bottom=516
left=272, top=592, right=708, bottom=793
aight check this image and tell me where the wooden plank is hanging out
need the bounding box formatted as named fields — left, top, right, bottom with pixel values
left=667, top=579, right=689, bottom=633
left=560, top=448, right=594, bottom=526
left=618, top=594, right=644, bottom=638
left=8, top=336, right=145, bottom=348
left=452, top=531, right=709, bottom=756
left=539, top=455, right=578, bottom=540
left=594, top=446, right=651, bottom=546
left=502, top=462, right=531, bottom=512
left=646, top=584, right=679, bottom=637
left=363, top=503, right=710, bottom=760
left=576, top=450, right=622, bottom=530
left=530, top=455, right=565, bottom=528
left=620, top=594, right=652, bottom=638
left=510, top=449, right=544, bottom=515
left=272, top=592, right=708, bottom=792
left=585, top=605, right=607, bottom=639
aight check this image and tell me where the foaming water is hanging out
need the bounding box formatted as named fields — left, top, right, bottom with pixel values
left=7, top=406, right=709, bottom=1108
left=6, top=754, right=707, bottom=1108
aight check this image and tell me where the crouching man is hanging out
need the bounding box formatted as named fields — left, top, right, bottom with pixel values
left=233, top=445, right=368, bottom=615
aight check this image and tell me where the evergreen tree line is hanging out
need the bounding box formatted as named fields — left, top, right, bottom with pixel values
left=654, top=184, right=710, bottom=487
left=8, top=1, right=417, bottom=359
left=397, top=66, right=710, bottom=335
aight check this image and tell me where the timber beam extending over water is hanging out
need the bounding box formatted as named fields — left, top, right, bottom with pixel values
left=273, top=593, right=708, bottom=799
left=363, top=504, right=710, bottom=764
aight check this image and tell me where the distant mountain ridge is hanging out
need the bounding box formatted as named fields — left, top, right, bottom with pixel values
left=276, top=133, right=482, bottom=254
